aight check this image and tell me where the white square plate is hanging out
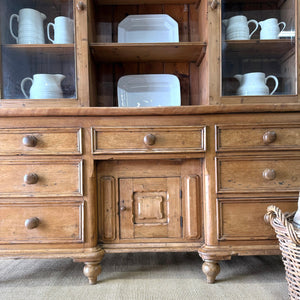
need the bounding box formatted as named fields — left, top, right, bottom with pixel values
left=118, top=14, right=179, bottom=43
left=117, top=74, right=181, bottom=107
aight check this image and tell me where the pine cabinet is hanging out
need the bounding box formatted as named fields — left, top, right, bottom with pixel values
left=0, top=0, right=299, bottom=285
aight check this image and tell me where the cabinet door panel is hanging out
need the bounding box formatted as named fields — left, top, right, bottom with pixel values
left=119, top=177, right=181, bottom=239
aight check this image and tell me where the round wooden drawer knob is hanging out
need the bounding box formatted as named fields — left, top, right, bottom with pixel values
left=25, top=217, right=40, bottom=230
left=144, top=134, right=156, bottom=146
left=263, top=131, right=277, bottom=145
left=24, top=173, right=39, bottom=184
left=120, top=206, right=127, bottom=212
left=262, top=168, right=276, bottom=180
left=22, top=135, right=37, bottom=147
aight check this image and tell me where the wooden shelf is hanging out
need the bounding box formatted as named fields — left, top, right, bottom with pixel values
left=224, top=39, right=295, bottom=58
left=95, top=0, right=198, bottom=5
left=2, top=44, right=75, bottom=57
left=90, top=42, right=206, bottom=64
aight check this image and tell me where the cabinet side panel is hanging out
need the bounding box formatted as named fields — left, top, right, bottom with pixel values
left=99, top=176, right=116, bottom=241
left=183, top=175, right=201, bottom=239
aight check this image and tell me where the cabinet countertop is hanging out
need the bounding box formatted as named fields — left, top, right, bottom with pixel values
left=0, top=104, right=299, bottom=117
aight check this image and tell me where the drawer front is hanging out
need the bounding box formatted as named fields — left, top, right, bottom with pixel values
left=0, top=160, right=82, bottom=197
left=92, top=126, right=206, bottom=154
left=216, top=124, right=300, bottom=151
left=0, top=201, right=84, bottom=243
left=0, top=128, right=82, bottom=155
left=217, top=198, right=297, bottom=241
left=216, top=156, right=300, bottom=193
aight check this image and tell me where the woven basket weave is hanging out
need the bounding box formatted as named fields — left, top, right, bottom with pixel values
left=265, top=205, right=300, bottom=300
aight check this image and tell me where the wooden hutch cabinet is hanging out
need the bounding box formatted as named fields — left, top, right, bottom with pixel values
left=0, top=0, right=299, bottom=285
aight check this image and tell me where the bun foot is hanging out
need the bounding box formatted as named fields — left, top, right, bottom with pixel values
left=83, top=262, right=102, bottom=284
left=202, top=260, right=220, bottom=284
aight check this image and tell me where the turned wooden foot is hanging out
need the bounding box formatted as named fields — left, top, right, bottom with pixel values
left=202, top=260, right=220, bottom=284
left=83, top=262, right=102, bottom=284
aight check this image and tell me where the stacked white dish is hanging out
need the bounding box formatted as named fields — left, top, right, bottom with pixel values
left=118, top=14, right=179, bottom=43
left=117, top=74, right=181, bottom=107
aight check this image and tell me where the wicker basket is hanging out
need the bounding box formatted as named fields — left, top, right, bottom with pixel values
left=265, top=205, right=300, bottom=299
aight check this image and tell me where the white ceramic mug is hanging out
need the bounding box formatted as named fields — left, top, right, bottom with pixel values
left=47, top=16, right=74, bottom=44
left=9, top=8, right=46, bottom=44
left=259, top=18, right=286, bottom=39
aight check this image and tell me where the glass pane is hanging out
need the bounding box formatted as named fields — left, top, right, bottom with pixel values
left=0, top=0, right=76, bottom=100
left=222, top=0, right=296, bottom=97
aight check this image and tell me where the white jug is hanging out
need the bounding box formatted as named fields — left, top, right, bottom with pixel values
left=10, top=8, right=46, bottom=44
left=47, top=16, right=74, bottom=44
left=234, top=72, right=279, bottom=96
left=21, top=74, right=66, bottom=99
left=259, top=18, right=286, bottom=40
left=222, top=15, right=258, bottom=40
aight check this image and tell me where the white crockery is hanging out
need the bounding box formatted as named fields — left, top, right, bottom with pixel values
left=234, top=72, right=279, bottom=96
left=21, top=74, right=66, bottom=99
left=9, top=8, right=46, bottom=44
left=117, top=74, right=181, bottom=107
left=47, top=16, right=74, bottom=44
left=118, top=14, right=179, bottom=43
left=259, top=18, right=286, bottom=39
left=223, top=15, right=258, bottom=40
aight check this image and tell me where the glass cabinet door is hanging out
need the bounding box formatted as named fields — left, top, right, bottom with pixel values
left=221, top=0, right=296, bottom=101
left=0, top=0, right=76, bottom=105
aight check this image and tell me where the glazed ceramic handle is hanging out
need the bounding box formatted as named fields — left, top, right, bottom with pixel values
left=9, top=14, right=19, bottom=43
left=278, top=21, right=286, bottom=33
left=248, top=20, right=259, bottom=39
left=265, top=75, right=279, bottom=95
left=47, top=22, right=55, bottom=43
left=21, top=77, right=33, bottom=99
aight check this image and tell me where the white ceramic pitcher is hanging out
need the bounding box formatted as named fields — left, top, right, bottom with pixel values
left=234, top=72, right=279, bottom=96
left=222, top=15, right=259, bottom=40
left=259, top=18, right=286, bottom=39
left=47, top=16, right=74, bottom=44
left=10, top=8, right=46, bottom=44
left=21, top=74, right=66, bottom=99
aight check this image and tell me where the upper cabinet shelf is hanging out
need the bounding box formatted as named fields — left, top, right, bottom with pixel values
left=90, top=42, right=206, bottom=64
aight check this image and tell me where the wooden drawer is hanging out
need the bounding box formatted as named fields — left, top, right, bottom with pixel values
left=0, top=128, right=82, bottom=155
left=216, top=124, right=300, bottom=152
left=92, top=126, right=206, bottom=154
left=217, top=198, right=297, bottom=241
left=216, top=156, right=300, bottom=193
left=0, top=201, right=84, bottom=244
left=0, top=159, right=82, bottom=197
